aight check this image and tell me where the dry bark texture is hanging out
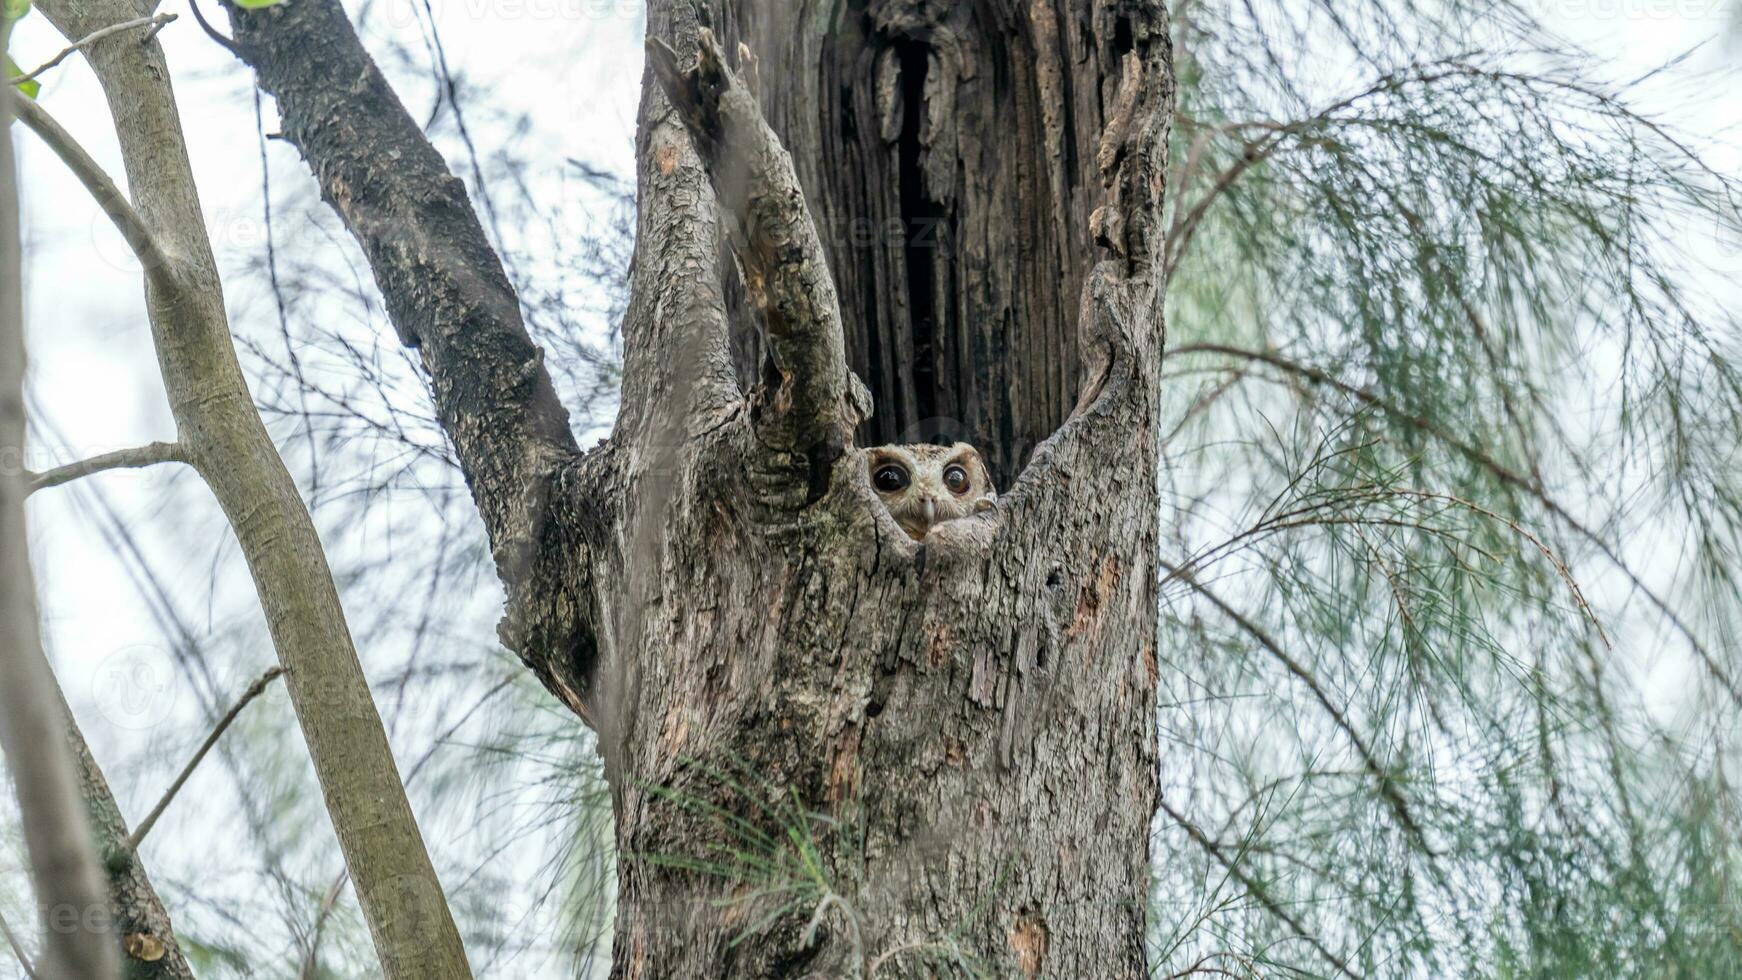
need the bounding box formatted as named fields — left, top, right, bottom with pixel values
left=64, top=699, right=197, bottom=980
left=609, top=4, right=1172, bottom=973
left=723, top=0, right=1157, bottom=485
left=234, top=0, right=1174, bottom=974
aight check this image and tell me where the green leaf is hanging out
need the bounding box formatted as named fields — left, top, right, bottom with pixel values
left=2, top=0, right=29, bottom=23
left=230, top=0, right=281, bottom=9
left=6, top=55, right=38, bottom=99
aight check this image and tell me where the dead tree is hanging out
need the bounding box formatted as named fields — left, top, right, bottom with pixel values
left=231, top=0, right=1173, bottom=973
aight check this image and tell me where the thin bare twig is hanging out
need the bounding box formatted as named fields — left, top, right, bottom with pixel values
left=296, top=873, right=348, bottom=980
left=184, top=0, right=240, bottom=55
left=9, top=13, right=176, bottom=86
left=126, top=666, right=285, bottom=851
left=1168, top=343, right=1742, bottom=708
left=0, top=908, right=39, bottom=980
left=1159, top=796, right=1363, bottom=980
left=1161, top=558, right=1436, bottom=859
left=25, top=440, right=186, bottom=496
left=9, top=95, right=177, bottom=287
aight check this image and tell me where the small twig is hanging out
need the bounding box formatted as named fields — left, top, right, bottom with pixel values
left=296, top=873, right=347, bottom=980
left=1386, top=488, right=1607, bottom=645
left=125, top=667, right=284, bottom=851
left=185, top=0, right=242, bottom=55
left=9, top=14, right=177, bottom=87
left=0, top=908, right=39, bottom=980
left=1159, top=796, right=1364, bottom=980
left=24, top=440, right=186, bottom=496
left=1169, top=343, right=1640, bottom=657
left=1161, top=559, right=1436, bottom=859
left=9, top=96, right=178, bottom=289
left=1162, top=951, right=1259, bottom=979
left=1164, top=135, right=1287, bottom=272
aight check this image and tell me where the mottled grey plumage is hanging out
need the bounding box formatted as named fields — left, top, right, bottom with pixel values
left=862, top=443, right=997, bottom=541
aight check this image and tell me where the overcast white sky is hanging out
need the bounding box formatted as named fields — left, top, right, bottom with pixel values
left=5, top=0, right=1740, bottom=975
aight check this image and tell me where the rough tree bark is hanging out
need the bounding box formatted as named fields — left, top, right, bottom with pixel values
left=232, top=0, right=1172, bottom=974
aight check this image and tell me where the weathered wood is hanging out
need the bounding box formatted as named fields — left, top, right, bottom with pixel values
left=717, top=0, right=1166, bottom=486
left=232, top=0, right=1174, bottom=972
left=599, top=2, right=1174, bottom=974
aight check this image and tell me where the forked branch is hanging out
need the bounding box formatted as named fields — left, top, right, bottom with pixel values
left=9, top=13, right=175, bottom=86
left=227, top=0, right=579, bottom=567
left=647, top=29, right=865, bottom=468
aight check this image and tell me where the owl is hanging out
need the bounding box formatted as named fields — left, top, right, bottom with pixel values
left=863, top=443, right=996, bottom=541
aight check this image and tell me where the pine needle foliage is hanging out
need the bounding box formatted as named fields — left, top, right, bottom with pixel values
left=1154, top=0, right=1742, bottom=975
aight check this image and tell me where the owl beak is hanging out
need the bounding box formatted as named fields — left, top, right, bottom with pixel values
left=919, top=496, right=937, bottom=527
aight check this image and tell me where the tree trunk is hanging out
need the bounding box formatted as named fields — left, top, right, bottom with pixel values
left=602, top=3, right=1174, bottom=975
left=229, top=0, right=1172, bottom=973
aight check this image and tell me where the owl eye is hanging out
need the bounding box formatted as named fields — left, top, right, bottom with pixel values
left=943, top=464, right=971, bottom=495
left=873, top=464, right=911, bottom=493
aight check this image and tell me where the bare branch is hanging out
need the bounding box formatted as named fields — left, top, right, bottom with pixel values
left=0, top=65, right=122, bottom=980
left=0, top=909, right=39, bottom=980
left=226, top=0, right=590, bottom=696
left=226, top=0, right=578, bottom=500
left=646, top=29, right=865, bottom=468
left=126, top=667, right=284, bottom=851
left=32, top=0, right=476, bottom=972
left=9, top=13, right=176, bottom=86
left=8, top=94, right=177, bottom=289
left=24, top=440, right=185, bottom=496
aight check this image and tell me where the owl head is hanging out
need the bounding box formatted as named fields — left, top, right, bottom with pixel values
left=863, top=442, right=996, bottom=541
